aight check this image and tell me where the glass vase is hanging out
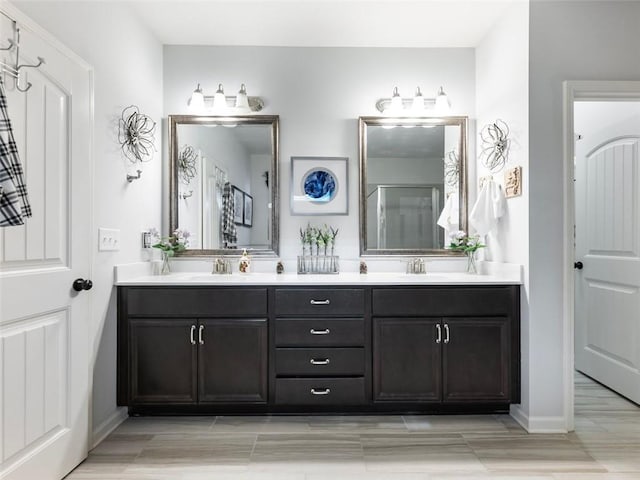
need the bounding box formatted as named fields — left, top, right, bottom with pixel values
left=466, top=251, right=477, bottom=274
left=160, top=251, right=171, bottom=275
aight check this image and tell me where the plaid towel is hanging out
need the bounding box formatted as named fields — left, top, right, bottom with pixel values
left=0, top=81, right=31, bottom=226
left=221, top=182, right=237, bottom=247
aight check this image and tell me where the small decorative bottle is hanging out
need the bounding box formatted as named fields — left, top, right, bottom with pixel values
left=238, top=249, right=251, bottom=273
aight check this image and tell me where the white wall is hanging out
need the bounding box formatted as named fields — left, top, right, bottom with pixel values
left=12, top=1, right=163, bottom=442
left=475, top=3, right=530, bottom=424
left=528, top=0, right=640, bottom=429
left=163, top=46, right=476, bottom=260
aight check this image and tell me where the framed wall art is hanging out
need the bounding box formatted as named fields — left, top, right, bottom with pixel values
left=232, top=185, right=244, bottom=224
left=243, top=192, right=253, bottom=227
left=290, top=156, right=348, bottom=215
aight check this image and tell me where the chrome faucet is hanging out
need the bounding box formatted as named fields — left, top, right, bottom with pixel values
left=212, top=257, right=232, bottom=274
left=407, top=257, right=426, bottom=274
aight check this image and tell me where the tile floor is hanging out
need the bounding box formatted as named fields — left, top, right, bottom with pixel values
left=66, top=372, right=640, bottom=479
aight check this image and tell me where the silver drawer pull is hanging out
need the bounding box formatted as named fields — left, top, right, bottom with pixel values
left=198, top=324, right=205, bottom=345
left=435, top=324, right=441, bottom=344
left=310, top=358, right=330, bottom=365
left=190, top=325, right=196, bottom=345
left=310, top=299, right=330, bottom=305
left=444, top=323, right=450, bottom=344
left=310, top=328, right=330, bottom=335
left=310, top=388, right=331, bottom=395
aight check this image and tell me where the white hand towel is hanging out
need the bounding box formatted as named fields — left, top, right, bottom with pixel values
left=437, top=192, right=459, bottom=232
left=469, top=179, right=505, bottom=236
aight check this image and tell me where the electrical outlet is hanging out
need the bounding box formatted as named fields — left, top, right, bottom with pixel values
left=98, top=228, right=120, bottom=251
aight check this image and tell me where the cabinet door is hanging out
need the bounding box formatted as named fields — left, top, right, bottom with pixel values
left=442, top=317, right=511, bottom=403
left=373, top=317, right=441, bottom=402
left=198, top=319, right=268, bottom=403
left=129, top=319, right=197, bottom=404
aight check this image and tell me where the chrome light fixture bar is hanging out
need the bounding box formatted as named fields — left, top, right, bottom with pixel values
left=187, top=83, right=265, bottom=114
left=376, top=86, right=450, bottom=115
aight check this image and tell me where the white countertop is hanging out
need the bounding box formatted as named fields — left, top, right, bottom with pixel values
left=115, top=271, right=521, bottom=286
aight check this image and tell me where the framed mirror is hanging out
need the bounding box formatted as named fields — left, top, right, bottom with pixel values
left=359, top=116, right=468, bottom=256
left=169, top=115, right=279, bottom=256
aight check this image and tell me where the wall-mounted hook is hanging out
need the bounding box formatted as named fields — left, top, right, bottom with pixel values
left=0, top=38, right=15, bottom=52
left=14, top=56, right=45, bottom=92
left=16, top=55, right=45, bottom=72
left=180, top=190, right=193, bottom=199
left=126, top=169, right=142, bottom=183
left=0, top=22, right=46, bottom=94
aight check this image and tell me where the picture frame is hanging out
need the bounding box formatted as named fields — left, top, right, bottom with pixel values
left=232, top=185, right=244, bottom=225
left=243, top=192, right=253, bottom=227
left=290, top=156, right=348, bottom=215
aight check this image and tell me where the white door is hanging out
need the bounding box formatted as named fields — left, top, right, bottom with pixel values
left=574, top=101, right=640, bottom=404
left=0, top=6, right=93, bottom=480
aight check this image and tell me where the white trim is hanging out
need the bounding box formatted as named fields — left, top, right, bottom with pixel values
left=509, top=404, right=529, bottom=431
left=562, top=80, right=640, bottom=434
left=91, top=408, right=128, bottom=450
left=526, top=417, right=568, bottom=434
left=510, top=405, right=567, bottom=433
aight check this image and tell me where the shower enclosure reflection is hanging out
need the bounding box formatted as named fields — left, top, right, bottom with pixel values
left=359, top=116, right=468, bottom=255
left=367, top=185, right=442, bottom=249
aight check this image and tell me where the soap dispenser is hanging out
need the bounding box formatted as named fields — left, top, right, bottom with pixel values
left=238, top=249, right=251, bottom=273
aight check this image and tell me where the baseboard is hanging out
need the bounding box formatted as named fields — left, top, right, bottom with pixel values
left=510, top=405, right=567, bottom=433
left=91, top=407, right=128, bottom=449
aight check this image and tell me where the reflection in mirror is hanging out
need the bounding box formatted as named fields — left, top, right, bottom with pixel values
left=359, top=116, right=467, bottom=256
left=169, top=115, right=279, bottom=256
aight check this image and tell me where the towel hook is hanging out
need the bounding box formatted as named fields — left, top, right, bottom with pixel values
left=0, top=24, right=46, bottom=93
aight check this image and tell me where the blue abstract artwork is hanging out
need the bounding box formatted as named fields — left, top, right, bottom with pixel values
left=303, top=169, right=337, bottom=203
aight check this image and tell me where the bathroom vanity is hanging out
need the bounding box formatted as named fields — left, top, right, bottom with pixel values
left=116, top=273, right=520, bottom=415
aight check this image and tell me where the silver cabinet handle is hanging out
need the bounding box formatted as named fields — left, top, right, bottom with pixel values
left=444, top=323, right=450, bottom=344
left=190, top=325, right=196, bottom=345
left=310, top=299, right=330, bottom=305
left=310, top=358, right=330, bottom=365
left=310, top=388, right=331, bottom=395
left=198, top=325, right=205, bottom=345
left=310, top=328, right=330, bottom=335
left=435, top=323, right=441, bottom=344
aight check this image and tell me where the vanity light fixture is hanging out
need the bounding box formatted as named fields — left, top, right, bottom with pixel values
left=411, top=87, right=425, bottom=113
left=187, top=82, right=265, bottom=114
left=212, top=83, right=227, bottom=112
left=376, top=86, right=451, bottom=115
left=434, top=86, right=451, bottom=114
left=189, top=84, right=205, bottom=112
left=389, top=87, right=403, bottom=114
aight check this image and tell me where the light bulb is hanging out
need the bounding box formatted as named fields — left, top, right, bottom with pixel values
left=411, top=86, right=424, bottom=114
left=188, top=83, right=205, bottom=112
left=212, top=83, right=227, bottom=113
left=235, top=83, right=250, bottom=114
left=388, top=86, right=403, bottom=114
left=434, top=86, right=450, bottom=114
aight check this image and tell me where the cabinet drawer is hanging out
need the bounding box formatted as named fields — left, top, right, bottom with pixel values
left=275, top=318, right=365, bottom=346
left=372, top=287, right=516, bottom=317
left=126, top=287, right=267, bottom=317
left=275, top=348, right=365, bottom=376
left=275, top=378, right=366, bottom=405
left=275, top=289, right=364, bottom=316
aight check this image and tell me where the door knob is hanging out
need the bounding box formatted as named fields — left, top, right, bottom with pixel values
left=574, top=261, right=583, bottom=270
left=72, top=278, right=93, bottom=291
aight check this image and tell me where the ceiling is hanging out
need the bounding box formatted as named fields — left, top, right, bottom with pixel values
left=129, top=0, right=521, bottom=48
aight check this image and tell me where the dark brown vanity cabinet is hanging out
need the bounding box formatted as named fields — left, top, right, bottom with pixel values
left=272, top=288, right=370, bottom=407
left=118, top=287, right=268, bottom=410
left=372, top=286, right=520, bottom=407
left=118, top=283, right=519, bottom=413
